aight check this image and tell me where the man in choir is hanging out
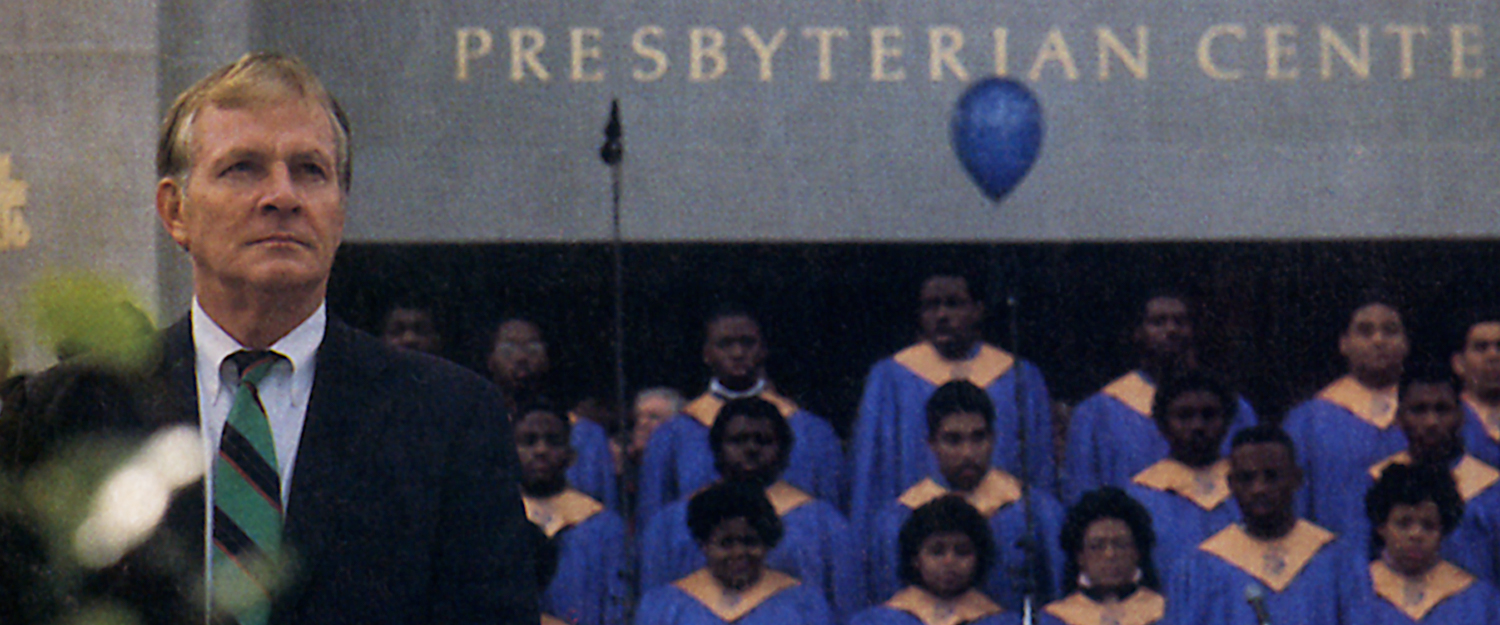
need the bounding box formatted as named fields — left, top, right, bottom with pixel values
left=1123, top=370, right=1241, bottom=572
left=851, top=496, right=1017, bottom=625
left=635, top=481, right=834, bottom=625
left=1283, top=296, right=1410, bottom=533
left=638, top=307, right=844, bottom=526
left=866, top=380, right=1065, bottom=612
left=1344, top=464, right=1500, bottom=624
left=378, top=302, right=443, bottom=356
left=488, top=317, right=617, bottom=509
left=638, top=397, right=860, bottom=621
left=1041, top=487, right=1165, bottom=625
left=851, top=269, right=1054, bottom=537
left=1358, top=363, right=1500, bottom=583
left=1163, top=425, right=1356, bottom=625
left=1064, top=291, right=1258, bottom=504
left=514, top=403, right=629, bottom=625
left=1451, top=310, right=1500, bottom=467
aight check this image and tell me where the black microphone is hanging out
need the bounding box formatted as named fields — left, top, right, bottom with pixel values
left=600, top=99, right=623, bottom=166
left=1244, top=584, right=1272, bottom=625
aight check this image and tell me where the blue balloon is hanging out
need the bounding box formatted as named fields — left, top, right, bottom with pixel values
left=950, top=77, right=1044, bottom=202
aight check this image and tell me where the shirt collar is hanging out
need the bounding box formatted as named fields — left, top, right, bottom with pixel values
left=192, top=297, right=326, bottom=390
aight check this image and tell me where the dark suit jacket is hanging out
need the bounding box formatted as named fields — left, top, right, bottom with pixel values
left=150, top=316, right=538, bottom=624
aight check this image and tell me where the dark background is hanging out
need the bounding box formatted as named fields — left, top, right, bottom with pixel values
left=328, top=241, right=1498, bottom=438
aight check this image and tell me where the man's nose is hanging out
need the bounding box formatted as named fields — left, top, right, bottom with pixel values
left=260, top=163, right=303, bottom=213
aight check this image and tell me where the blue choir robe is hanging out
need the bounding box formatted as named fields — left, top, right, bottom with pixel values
left=1282, top=376, right=1406, bottom=534
left=850, top=587, right=1019, bottom=625
left=1162, top=520, right=1354, bottom=625
left=638, top=481, right=863, bottom=622
left=524, top=488, right=631, bottom=625
left=1124, top=458, right=1239, bottom=577
left=1039, top=588, right=1165, bottom=625
left=1063, top=371, right=1259, bottom=505
left=1461, top=396, right=1500, bottom=471
left=568, top=413, right=619, bottom=511
left=851, top=342, right=1055, bottom=537
left=635, top=569, right=834, bottom=625
left=866, top=469, right=1066, bottom=611
left=638, top=388, right=846, bottom=527
left=1358, top=453, right=1500, bottom=585
left=1342, top=560, right=1500, bottom=624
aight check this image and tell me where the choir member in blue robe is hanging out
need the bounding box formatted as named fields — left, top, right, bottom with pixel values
left=639, top=397, right=861, bottom=621
left=636, top=481, right=834, bottom=625
left=866, top=381, right=1065, bottom=611
left=1040, top=488, right=1166, bottom=625
left=488, top=318, right=619, bottom=510
left=1122, top=370, right=1241, bottom=573
left=1283, top=298, right=1409, bottom=534
left=1349, top=364, right=1500, bottom=584
left=1163, top=425, right=1358, bottom=625
left=639, top=308, right=845, bottom=527
left=516, top=405, right=630, bottom=625
left=1343, top=462, right=1500, bottom=624
left=851, top=496, right=1019, bottom=625
left=851, top=271, right=1055, bottom=537
left=1064, top=292, right=1257, bottom=505
left=1450, top=312, right=1500, bottom=468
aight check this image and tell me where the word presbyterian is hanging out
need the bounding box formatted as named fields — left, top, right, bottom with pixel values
left=454, top=23, right=1486, bottom=85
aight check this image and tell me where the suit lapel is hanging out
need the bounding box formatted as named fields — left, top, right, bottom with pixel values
left=281, top=318, right=389, bottom=599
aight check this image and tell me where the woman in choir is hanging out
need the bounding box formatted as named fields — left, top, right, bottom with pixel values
left=1040, top=488, right=1164, bottom=625
left=635, top=481, right=833, bottom=625
left=1343, top=463, right=1500, bottom=624
left=850, top=495, right=1017, bottom=625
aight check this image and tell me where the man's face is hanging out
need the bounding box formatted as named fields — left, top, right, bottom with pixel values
left=1134, top=296, right=1194, bottom=362
left=488, top=320, right=549, bottom=392
left=919, top=276, right=983, bottom=359
left=1397, top=382, right=1463, bottom=463
left=702, top=316, right=766, bottom=388
left=514, top=410, right=574, bottom=494
left=1339, top=303, right=1408, bottom=383
left=929, top=411, right=994, bottom=492
left=1453, top=322, right=1500, bottom=396
left=1158, top=390, right=1230, bottom=467
left=1228, top=442, right=1302, bottom=532
left=718, top=414, right=784, bottom=482
left=157, top=100, right=344, bottom=301
left=381, top=308, right=442, bottom=355
left=630, top=394, right=678, bottom=457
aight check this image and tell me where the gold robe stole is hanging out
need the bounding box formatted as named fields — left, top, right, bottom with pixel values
left=1317, top=376, right=1398, bottom=429
left=899, top=469, right=1022, bottom=518
left=885, top=586, right=1004, bottom=625
left=674, top=568, right=800, bottom=622
left=1197, top=520, right=1335, bottom=592
left=1043, top=589, right=1166, bottom=625
left=1101, top=371, right=1155, bottom=417
left=523, top=488, right=604, bottom=538
left=1369, top=560, right=1473, bottom=621
left=683, top=389, right=800, bottom=428
left=1131, top=458, right=1232, bottom=511
left=893, top=342, right=1014, bottom=388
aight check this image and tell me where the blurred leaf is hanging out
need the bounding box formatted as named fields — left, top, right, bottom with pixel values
left=30, top=271, right=157, bottom=372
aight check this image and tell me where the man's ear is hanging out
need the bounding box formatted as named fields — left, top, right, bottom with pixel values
left=156, top=178, right=190, bottom=251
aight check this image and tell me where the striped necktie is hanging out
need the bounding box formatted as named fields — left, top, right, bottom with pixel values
left=212, top=350, right=285, bottom=625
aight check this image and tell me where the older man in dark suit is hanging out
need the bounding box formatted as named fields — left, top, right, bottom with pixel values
left=151, top=52, right=536, bottom=624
